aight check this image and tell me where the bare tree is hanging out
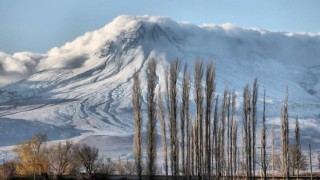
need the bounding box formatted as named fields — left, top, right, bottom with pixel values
left=186, top=112, right=191, bottom=179
left=123, top=159, right=136, bottom=175
left=146, top=59, right=158, bottom=179
left=0, top=161, right=16, bottom=179
left=205, top=61, right=215, bottom=178
left=252, top=78, right=258, bottom=179
left=243, top=84, right=252, bottom=179
left=213, top=96, right=219, bottom=178
left=241, top=127, right=245, bottom=176
left=166, top=59, right=180, bottom=179
left=180, top=63, right=191, bottom=178
left=272, top=121, right=275, bottom=179
left=281, top=87, right=289, bottom=180
left=289, top=144, right=307, bottom=177
left=116, top=156, right=125, bottom=175
left=158, top=86, right=168, bottom=177
left=165, top=67, right=172, bottom=175
left=191, top=120, right=196, bottom=176
left=181, top=63, right=190, bottom=176
left=97, top=157, right=114, bottom=175
left=115, top=158, right=136, bottom=175
left=260, top=89, right=267, bottom=180
left=294, top=116, right=301, bottom=178
left=220, top=88, right=228, bottom=177
left=217, top=123, right=222, bottom=177
left=49, top=141, right=75, bottom=177
left=132, top=70, right=143, bottom=179
left=231, top=90, right=237, bottom=179
left=227, top=91, right=231, bottom=178
left=194, top=59, right=204, bottom=179
left=232, top=120, right=238, bottom=179
left=237, top=149, right=241, bottom=178
left=73, top=144, right=99, bottom=180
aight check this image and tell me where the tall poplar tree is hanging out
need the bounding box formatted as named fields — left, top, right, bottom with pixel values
left=243, top=84, right=252, bottom=179
left=132, top=71, right=143, bottom=180
left=194, top=59, right=204, bottom=179
left=146, top=59, right=157, bottom=179
left=158, top=86, right=168, bottom=178
left=166, top=59, right=180, bottom=179
left=252, top=78, right=258, bottom=179
left=295, top=116, right=301, bottom=179
left=181, top=63, right=190, bottom=176
left=205, top=61, right=215, bottom=178
left=261, top=89, right=267, bottom=180
left=281, top=87, right=289, bottom=180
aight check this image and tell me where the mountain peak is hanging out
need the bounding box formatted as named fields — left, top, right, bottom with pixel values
left=1, top=15, right=320, bottom=87
left=110, top=15, right=178, bottom=27
left=36, top=15, right=181, bottom=70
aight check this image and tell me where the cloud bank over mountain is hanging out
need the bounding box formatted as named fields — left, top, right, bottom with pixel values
left=0, top=15, right=320, bottom=87
left=0, top=52, right=44, bottom=85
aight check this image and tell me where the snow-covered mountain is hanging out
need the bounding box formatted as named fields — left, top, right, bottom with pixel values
left=1, top=15, right=320, bottom=151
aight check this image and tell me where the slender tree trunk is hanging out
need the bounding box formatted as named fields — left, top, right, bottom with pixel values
left=261, top=89, right=267, bottom=180
left=166, top=59, right=180, bottom=179
left=194, top=59, right=204, bottom=179
left=295, top=116, right=300, bottom=180
left=231, top=90, right=237, bottom=180
left=186, top=113, right=191, bottom=180
left=227, top=91, right=231, bottom=179
left=281, top=87, right=289, bottom=180
left=165, top=67, right=173, bottom=176
left=218, top=124, right=222, bottom=179
left=309, top=144, right=313, bottom=180
left=158, top=86, right=168, bottom=178
left=192, top=120, right=196, bottom=176
left=146, top=59, right=157, bottom=180
left=272, top=122, right=275, bottom=180
left=213, top=96, right=219, bottom=179
left=251, top=78, right=258, bottom=180
left=237, top=149, right=240, bottom=180
left=181, top=63, right=190, bottom=178
left=221, top=88, right=228, bottom=177
left=232, top=117, right=238, bottom=180
left=132, top=71, right=143, bottom=180
left=243, top=84, right=251, bottom=179
left=180, top=65, right=186, bottom=176
left=205, top=62, right=215, bottom=179
left=241, top=127, right=245, bottom=178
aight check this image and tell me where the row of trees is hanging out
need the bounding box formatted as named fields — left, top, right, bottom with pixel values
left=3, top=133, right=174, bottom=179
left=1, top=59, right=317, bottom=179
left=1, top=134, right=100, bottom=179
left=132, top=58, right=313, bottom=180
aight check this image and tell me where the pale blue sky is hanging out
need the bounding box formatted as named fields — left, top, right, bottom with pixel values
left=1, top=0, right=320, bottom=53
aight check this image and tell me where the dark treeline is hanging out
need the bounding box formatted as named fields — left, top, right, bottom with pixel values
left=132, top=59, right=314, bottom=180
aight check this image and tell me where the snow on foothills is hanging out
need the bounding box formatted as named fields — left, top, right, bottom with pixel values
left=1, top=15, right=320, bottom=157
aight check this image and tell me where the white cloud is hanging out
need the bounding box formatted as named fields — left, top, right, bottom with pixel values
left=221, top=22, right=237, bottom=31
left=0, top=52, right=45, bottom=86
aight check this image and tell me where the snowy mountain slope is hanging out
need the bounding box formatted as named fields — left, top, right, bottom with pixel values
left=0, top=15, right=320, bottom=150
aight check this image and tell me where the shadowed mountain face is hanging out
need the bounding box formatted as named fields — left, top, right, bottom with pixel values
left=1, top=15, right=320, bottom=147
